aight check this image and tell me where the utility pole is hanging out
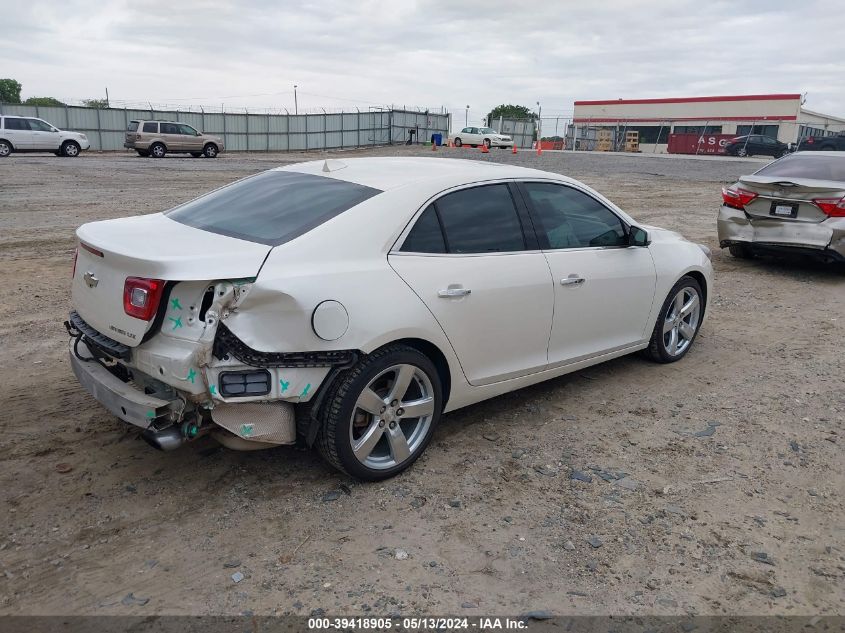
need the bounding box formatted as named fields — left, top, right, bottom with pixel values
left=294, top=85, right=298, bottom=115
left=105, top=87, right=110, bottom=108
left=537, top=101, right=542, bottom=140
left=465, top=105, right=469, bottom=127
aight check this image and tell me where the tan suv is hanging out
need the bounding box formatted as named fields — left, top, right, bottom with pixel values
left=124, top=120, right=225, bottom=158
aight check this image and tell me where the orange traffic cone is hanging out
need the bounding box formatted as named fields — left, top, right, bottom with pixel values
left=536, top=141, right=543, bottom=156
left=448, top=139, right=454, bottom=148
left=511, top=143, right=518, bottom=154
left=432, top=140, right=437, bottom=151
left=480, top=143, right=489, bottom=154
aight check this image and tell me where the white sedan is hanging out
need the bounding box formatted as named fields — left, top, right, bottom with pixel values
left=67, top=158, right=712, bottom=480
left=450, top=127, right=513, bottom=148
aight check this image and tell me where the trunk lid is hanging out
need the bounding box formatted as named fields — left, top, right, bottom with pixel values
left=738, top=175, right=845, bottom=224
left=73, top=213, right=270, bottom=346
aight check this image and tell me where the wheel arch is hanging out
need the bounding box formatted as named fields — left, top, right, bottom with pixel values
left=0, top=137, right=14, bottom=149
left=390, top=337, right=452, bottom=407
left=681, top=269, right=708, bottom=320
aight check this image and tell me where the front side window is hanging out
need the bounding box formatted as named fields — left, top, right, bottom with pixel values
left=4, top=118, right=30, bottom=130
left=524, top=183, right=627, bottom=249
left=142, top=122, right=158, bottom=133
left=166, top=170, right=382, bottom=246
left=27, top=119, right=54, bottom=132
left=400, top=205, right=445, bottom=253
left=434, top=184, right=525, bottom=254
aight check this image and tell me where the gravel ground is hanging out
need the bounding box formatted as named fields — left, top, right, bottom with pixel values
left=0, top=146, right=842, bottom=617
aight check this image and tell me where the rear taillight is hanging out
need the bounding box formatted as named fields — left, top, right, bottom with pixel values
left=123, top=277, right=165, bottom=321
left=72, top=247, right=78, bottom=278
left=806, top=137, right=814, bottom=144
left=722, top=186, right=758, bottom=210
left=812, top=196, right=845, bottom=217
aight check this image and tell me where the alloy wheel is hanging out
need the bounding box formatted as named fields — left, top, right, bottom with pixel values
left=348, top=363, right=435, bottom=470
left=662, top=287, right=701, bottom=357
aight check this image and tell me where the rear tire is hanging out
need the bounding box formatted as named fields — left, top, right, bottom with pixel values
left=150, top=142, right=166, bottom=158
left=61, top=141, right=80, bottom=157
left=728, top=243, right=754, bottom=259
left=203, top=143, right=218, bottom=158
left=644, top=276, right=704, bottom=364
left=736, top=147, right=748, bottom=157
left=316, top=344, right=442, bottom=481
left=0, top=140, right=10, bottom=157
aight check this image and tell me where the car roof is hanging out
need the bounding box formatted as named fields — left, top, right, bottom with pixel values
left=789, top=150, right=845, bottom=159
left=277, top=157, right=570, bottom=191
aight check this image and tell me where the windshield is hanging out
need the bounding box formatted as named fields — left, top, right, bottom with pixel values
left=166, top=170, right=381, bottom=246
left=755, top=154, right=845, bottom=182
left=479, top=127, right=498, bottom=134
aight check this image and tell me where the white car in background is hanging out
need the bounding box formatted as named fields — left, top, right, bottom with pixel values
left=67, top=157, right=712, bottom=480
left=450, top=126, right=513, bottom=148
left=0, top=115, right=90, bottom=157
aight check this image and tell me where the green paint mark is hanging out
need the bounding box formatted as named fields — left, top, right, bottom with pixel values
left=169, top=316, right=183, bottom=330
left=186, top=368, right=197, bottom=384
left=145, top=410, right=155, bottom=419
left=209, top=385, right=217, bottom=396
left=240, top=424, right=254, bottom=437
left=170, top=297, right=182, bottom=310
left=300, top=383, right=311, bottom=398
left=279, top=379, right=290, bottom=392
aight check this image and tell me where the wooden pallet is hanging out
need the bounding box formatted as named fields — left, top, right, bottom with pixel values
left=596, top=129, right=613, bottom=152
left=624, top=130, right=639, bottom=153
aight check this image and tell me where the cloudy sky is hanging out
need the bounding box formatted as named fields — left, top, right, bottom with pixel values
left=3, top=0, right=843, bottom=127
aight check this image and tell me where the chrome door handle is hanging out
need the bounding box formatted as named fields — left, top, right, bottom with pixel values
left=560, top=276, right=585, bottom=286
left=438, top=288, right=472, bottom=298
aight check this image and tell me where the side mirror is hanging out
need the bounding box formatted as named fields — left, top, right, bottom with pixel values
left=628, top=226, right=650, bottom=247
left=197, top=131, right=202, bottom=136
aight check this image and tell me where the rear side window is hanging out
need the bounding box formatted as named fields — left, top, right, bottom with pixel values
left=4, top=118, right=30, bottom=130
left=755, top=155, right=845, bottom=181
left=524, top=183, right=627, bottom=249
left=435, top=184, right=525, bottom=253
left=142, top=122, right=158, bottom=133
left=127, top=121, right=139, bottom=132
left=401, top=205, right=446, bottom=253
left=160, top=122, right=180, bottom=134
left=166, top=170, right=382, bottom=246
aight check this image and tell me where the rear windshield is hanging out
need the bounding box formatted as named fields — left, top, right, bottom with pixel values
left=127, top=121, right=139, bottom=132
left=166, top=170, right=382, bottom=246
left=756, top=154, right=845, bottom=182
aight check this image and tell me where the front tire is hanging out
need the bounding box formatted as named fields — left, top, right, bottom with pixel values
left=454, top=138, right=462, bottom=147
left=317, top=344, right=442, bottom=481
left=61, top=141, right=80, bottom=157
left=645, top=276, right=704, bottom=363
left=150, top=142, right=166, bottom=158
left=483, top=138, right=491, bottom=149
left=203, top=143, right=218, bottom=158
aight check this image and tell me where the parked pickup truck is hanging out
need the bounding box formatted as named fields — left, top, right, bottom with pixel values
left=797, top=132, right=845, bottom=152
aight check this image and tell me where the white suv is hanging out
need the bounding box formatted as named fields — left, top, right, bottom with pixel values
left=0, top=115, right=90, bottom=157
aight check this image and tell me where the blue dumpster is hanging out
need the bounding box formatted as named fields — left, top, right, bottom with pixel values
left=431, top=133, right=443, bottom=146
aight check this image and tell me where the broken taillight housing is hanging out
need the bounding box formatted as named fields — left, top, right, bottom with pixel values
left=123, top=277, right=165, bottom=321
left=812, top=196, right=845, bottom=217
left=722, top=186, right=758, bottom=210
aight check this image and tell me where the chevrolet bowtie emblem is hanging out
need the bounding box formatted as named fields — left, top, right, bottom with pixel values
left=84, top=271, right=99, bottom=288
